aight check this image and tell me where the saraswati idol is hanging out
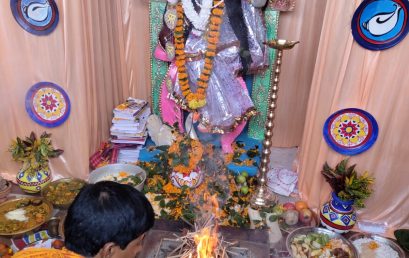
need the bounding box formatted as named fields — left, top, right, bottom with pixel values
left=155, top=0, right=269, bottom=153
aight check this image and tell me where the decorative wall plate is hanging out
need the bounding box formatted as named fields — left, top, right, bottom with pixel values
left=25, top=82, right=71, bottom=127
left=351, top=0, right=409, bottom=50
left=10, top=0, right=59, bottom=36
left=323, top=108, right=378, bottom=155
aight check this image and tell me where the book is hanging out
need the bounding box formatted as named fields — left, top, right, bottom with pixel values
left=113, top=98, right=148, bottom=118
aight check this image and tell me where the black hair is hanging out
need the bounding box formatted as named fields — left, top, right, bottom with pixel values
left=64, top=181, right=154, bottom=257
left=225, top=0, right=253, bottom=74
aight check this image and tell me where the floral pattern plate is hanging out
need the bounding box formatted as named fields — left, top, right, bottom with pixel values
left=25, top=82, right=71, bottom=127
left=323, top=108, right=378, bottom=155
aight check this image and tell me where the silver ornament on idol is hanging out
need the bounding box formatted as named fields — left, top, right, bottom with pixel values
left=164, top=7, right=178, bottom=30
left=167, top=0, right=179, bottom=6
left=251, top=0, right=268, bottom=8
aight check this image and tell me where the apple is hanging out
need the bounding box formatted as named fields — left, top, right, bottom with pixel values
left=299, top=208, right=313, bottom=225
left=283, top=210, right=299, bottom=226
left=283, top=202, right=296, bottom=211
left=241, top=171, right=249, bottom=178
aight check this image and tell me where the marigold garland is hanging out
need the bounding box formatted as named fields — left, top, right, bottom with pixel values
left=175, top=0, right=225, bottom=110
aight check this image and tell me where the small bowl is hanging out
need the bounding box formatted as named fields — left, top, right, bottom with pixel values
left=0, top=181, right=12, bottom=202
left=286, top=226, right=358, bottom=257
left=89, top=164, right=146, bottom=191
left=349, top=232, right=406, bottom=257
left=41, top=178, right=87, bottom=210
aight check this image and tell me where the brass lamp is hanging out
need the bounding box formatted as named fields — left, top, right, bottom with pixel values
left=250, top=39, right=299, bottom=209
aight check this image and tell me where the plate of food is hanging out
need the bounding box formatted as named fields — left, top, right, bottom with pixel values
left=89, top=164, right=146, bottom=191
left=0, top=197, right=53, bottom=237
left=286, top=227, right=358, bottom=258
left=41, top=178, right=87, bottom=209
left=349, top=232, right=405, bottom=258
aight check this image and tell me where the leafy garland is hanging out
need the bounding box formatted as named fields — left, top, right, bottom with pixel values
left=175, top=0, right=225, bottom=110
left=167, top=134, right=204, bottom=175
left=138, top=141, right=259, bottom=227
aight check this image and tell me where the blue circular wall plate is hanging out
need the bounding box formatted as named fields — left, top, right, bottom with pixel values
left=25, top=82, right=71, bottom=128
left=351, top=0, right=409, bottom=50
left=10, top=0, right=59, bottom=36
left=323, top=108, right=378, bottom=155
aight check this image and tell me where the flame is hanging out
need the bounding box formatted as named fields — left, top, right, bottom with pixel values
left=194, top=194, right=219, bottom=258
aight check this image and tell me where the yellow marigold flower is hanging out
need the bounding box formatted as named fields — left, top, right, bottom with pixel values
left=212, top=8, right=223, bottom=16
left=188, top=99, right=206, bottom=109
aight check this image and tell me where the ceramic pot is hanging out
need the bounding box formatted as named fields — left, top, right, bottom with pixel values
left=16, top=169, right=52, bottom=193
left=320, top=192, right=356, bottom=233
left=170, top=167, right=203, bottom=189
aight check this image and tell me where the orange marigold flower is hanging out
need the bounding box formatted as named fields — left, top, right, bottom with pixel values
left=200, top=74, right=209, bottom=81
left=208, top=30, right=220, bottom=38
left=163, top=182, right=182, bottom=194
left=203, top=63, right=213, bottom=70
left=207, top=44, right=217, bottom=51
left=205, top=51, right=216, bottom=57
left=175, top=59, right=186, bottom=67
left=196, top=80, right=205, bottom=87
left=178, top=72, right=188, bottom=79
left=207, top=36, right=218, bottom=44
left=210, top=16, right=222, bottom=24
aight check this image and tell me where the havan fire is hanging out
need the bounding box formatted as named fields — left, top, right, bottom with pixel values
left=153, top=194, right=252, bottom=258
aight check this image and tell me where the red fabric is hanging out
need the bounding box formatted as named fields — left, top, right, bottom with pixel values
left=89, top=142, right=112, bottom=169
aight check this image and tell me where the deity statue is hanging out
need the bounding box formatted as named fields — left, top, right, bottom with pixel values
left=155, top=0, right=268, bottom=153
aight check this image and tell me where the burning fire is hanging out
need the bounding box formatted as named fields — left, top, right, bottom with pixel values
left=194, top=194, right=220, bottom=258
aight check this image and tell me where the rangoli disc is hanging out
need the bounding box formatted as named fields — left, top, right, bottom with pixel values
left=25, top=82, right=71, bottom=127
left=323, top=108, right=378, bottom=155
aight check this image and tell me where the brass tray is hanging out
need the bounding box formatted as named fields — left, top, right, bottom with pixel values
left=0, top=197, right=53, bottom=237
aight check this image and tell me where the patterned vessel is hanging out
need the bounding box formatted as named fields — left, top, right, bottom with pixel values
left=320, top=192, right=356, bottom=233
left=16, top=169, right=52, bottom=193
left=170, top=167, right=203, bottom=189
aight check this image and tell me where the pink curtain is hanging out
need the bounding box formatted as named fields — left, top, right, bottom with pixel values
left=0, top=0, right=150, bottom=180
left=1, top=0, right=407, bottom=231
left=273, top=0, right=326, bottom=147
left=298, top=0, right=409, bottom=231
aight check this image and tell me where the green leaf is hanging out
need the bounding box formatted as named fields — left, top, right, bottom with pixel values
left=159, top=199, right=166, bottom=208
left=269, top=214, right=278, bottom=222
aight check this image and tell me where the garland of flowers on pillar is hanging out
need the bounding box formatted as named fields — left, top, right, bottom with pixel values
left=174, top=0, right=225, bottom=110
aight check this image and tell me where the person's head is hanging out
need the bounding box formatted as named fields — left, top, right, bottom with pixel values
left=64, top=181, right=154, bottom=258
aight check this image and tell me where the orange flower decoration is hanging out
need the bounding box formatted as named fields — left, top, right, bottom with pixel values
left=167, top=136, right=204, bottom=175
left=174, top=0, right=225, bottom=110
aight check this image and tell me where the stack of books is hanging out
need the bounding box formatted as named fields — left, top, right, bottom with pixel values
left=110, top=98, right=150, bottom=163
